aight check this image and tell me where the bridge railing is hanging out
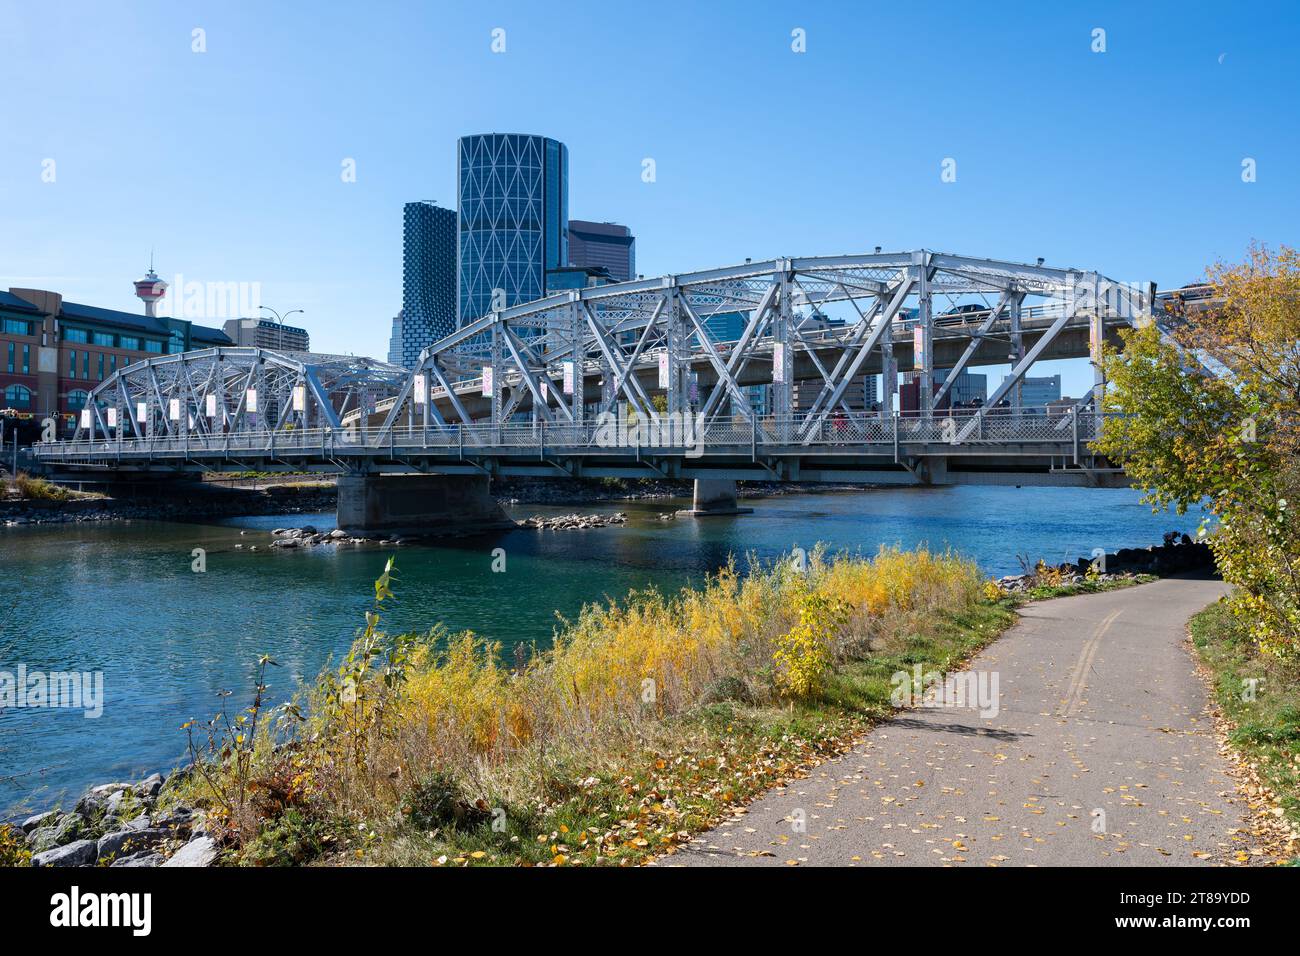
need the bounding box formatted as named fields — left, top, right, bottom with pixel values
left=31, top=407, right=1108, bottom=461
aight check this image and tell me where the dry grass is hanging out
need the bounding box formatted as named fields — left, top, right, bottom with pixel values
left=11, top=472, right=74, bottom=501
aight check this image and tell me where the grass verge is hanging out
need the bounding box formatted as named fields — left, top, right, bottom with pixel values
left=1189, top=600, right=1300, bottom=854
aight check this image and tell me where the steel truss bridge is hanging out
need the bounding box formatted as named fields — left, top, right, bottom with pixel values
left=33, top=251, right=1154, bottom=488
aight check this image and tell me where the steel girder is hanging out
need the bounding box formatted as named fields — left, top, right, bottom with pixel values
left=71, top=348, right=409, bottom=443
left=384, top=250, right=1149, bottom=437
left=81, top=253, right=1145, bottom=445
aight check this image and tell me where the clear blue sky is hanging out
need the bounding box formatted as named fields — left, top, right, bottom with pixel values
left=2, top=0, right=1297, bottom=397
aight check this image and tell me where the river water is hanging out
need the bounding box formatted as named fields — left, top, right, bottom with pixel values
left=0, top=484, right=1205, bottom=813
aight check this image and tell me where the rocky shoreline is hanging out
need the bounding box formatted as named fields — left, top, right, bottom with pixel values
left=15, top=772, right=218, bottom=868
left=2, top=482, right=337, bottom=527
left=993, top=532, right=1215, bottom=592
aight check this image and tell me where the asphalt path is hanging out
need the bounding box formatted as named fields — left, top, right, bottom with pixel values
left=670, top=576, right=1246, bottom=867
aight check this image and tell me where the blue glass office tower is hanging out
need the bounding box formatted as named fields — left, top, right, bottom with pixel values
left=400, top=201, right=457, bottom=368
left=457, top=134, right=568, bottom=324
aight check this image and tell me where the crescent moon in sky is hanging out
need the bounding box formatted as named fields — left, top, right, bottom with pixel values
left=1218, top=53, right=1226, bottom=64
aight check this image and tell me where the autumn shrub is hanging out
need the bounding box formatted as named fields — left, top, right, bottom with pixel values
left=0, top=824, right=31, bottom=867
left=773, top=590, right=849, bottom=698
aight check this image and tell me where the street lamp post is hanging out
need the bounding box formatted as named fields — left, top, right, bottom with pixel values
left=258, top=306, right=304, bottom=352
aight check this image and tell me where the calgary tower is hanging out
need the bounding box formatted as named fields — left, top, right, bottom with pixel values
left=133, top=253, right=168, bottom=317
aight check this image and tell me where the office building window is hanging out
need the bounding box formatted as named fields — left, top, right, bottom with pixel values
left=110, top=354, right=116, bottom=374
left=66, top=389, right=89, bottom=410
left=5, top=342, right=12, bottom=373
left=82, top=351, right=90, bottom=378
left=4, top=384, right=32, bottom=408
left=120, top=336, right=140, bottom=351
left=3, top=318, right=32, bottom=336
left=69, top=349, right=77, bottom=377
left=97, top=353, right=104, bottom=380
left=92, top=332, right=115, bottom=347
left=144, top=340, right=164, bottom=354
left=64, top=327, right=89, bottom=344
left=22, top=345, right=29, bottom=374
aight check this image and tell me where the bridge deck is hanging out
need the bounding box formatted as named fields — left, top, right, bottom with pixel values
left=31, top=412, right=1125, bottom=488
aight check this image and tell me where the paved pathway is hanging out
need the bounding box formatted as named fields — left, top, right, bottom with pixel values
left=671, top=576, right=1250, bottom=867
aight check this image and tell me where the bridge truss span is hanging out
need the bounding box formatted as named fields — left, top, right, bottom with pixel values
left=37, top=250, right=1151, bottom=488
left=66, top=348, right=408, bottom=443
left=387, top=249, right=1153, bottom=442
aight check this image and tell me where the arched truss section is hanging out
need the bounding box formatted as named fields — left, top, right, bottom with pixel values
left=377, top=250, right=1153, bottom=441
left=73, top=348, right=409, bottom=441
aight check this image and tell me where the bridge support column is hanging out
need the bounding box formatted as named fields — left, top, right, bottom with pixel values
left=678, top=478, right=753, bottom=517
left=924, top=457, right=949, bottom=485
left=336, top=474, right=515, bottom=537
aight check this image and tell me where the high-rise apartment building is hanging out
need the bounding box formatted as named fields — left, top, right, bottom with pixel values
left=400, top=201, right=457, bottom=367
left=457, top=134, right=568, bottom=324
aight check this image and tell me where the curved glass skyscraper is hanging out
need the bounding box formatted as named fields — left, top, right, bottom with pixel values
left=457, top=134, right=568, bottom=324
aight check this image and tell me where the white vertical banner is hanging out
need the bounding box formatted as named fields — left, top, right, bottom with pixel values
left=481, top=366, right=494, bottom=398
left=106, top=407, right=117, bottom=427
left=658, top=351, right=670, bottom=389
left=540, top=379, right=549, bottom=403
left=136, top=402, right=148, bottom=423
left=562, top=361, right=575, bottom=395
left=413, top=374, right=427, bottom=404
left=292, top=384, right=306, bottom=412
left=245, top=389, right=258, bottom=413
left=79, top=408, right=92, bottom=429
left=206, top=394, right=217, bottom=417
left=772, top=343, right=785, bottom=383
left=913, top=326, right=925, bottom=370
left=168, top=398, right=181, bottom=421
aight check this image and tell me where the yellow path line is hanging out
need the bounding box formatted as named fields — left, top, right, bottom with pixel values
left=1058, top=608, right=1122, bottom=717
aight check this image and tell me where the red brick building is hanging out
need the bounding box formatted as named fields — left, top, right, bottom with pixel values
left=0, top=285, right=230, bottom=438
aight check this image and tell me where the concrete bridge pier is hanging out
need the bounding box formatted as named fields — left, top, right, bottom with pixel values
left=678, top=478, right=754, bottom=517
left=336, top=473, right=516, bottom=537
